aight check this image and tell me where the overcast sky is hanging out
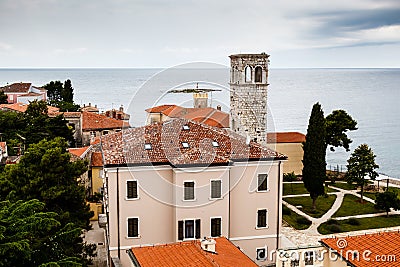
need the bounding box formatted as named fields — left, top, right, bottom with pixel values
left=0, top=0, right=399, bottom=68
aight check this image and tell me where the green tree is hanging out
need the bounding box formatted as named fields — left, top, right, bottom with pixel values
left=375, top=191, right=400, bottom=217
left=302, top=103, right=326, bottom=211
left=325, top=110, right=358, bottom=152
left=346, top=144, right=379, bottom=203
left=283, top=172, right=297, bottom=193
left=0, top=199, right=84, bottom=267
left=0, top=91, right=7, bottom=104
left=0, top=137, right=92, bottom=229
left=44, top=80, right=79, bottom=112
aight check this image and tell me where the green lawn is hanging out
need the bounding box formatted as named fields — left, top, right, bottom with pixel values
left=283, top=183, right=337, bottom=196
left=282, top=205, right=312, bottom=230
left=318, top=215, right=400, bottom=234
left=328, top=182, right=358, bottom=190
left=284, top=195, right=337, bottom=218
left=333, top=194, right=380, bottom=218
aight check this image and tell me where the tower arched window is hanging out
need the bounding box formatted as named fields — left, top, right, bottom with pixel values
left=255, top=66, right=262, bottom=83
left=245, top=66, right=252, bottom=82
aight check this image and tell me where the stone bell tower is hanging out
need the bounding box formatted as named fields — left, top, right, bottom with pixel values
left=230, top=53, right=269, bottom=146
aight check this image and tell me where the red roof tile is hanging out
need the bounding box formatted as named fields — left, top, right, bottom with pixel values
left=0, top=82, right=31, bottom=93
left=145, top=104, right=178, bottom=114
left=267, top=132, right=306, bottom=143
left=131, top=237, right=257, bottom=267
left=91, top=152, right=103, bottom=167
left=68, top=146, right=91, bottom=158
left=0, top=103, right=59, bottom=113
left=101, top=118, right=286, bottom=166
left=0, top=142, right=6, bottom=151
left=320, top=231, right=400, bottom=267
left=82, top=111, right=129, bottom=131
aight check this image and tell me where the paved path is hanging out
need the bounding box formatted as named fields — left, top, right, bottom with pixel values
left=84, top=221, right=107, bottom=267
left=282, top=181, right=400, bottom=239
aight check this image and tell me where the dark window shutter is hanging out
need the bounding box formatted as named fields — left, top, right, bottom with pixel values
left=211, top=180, right=221, bottom=198
left=195, top=219, right=201, bottom=239
left=257, top=210, right=267, bottom=228
left=127, top=181, right=138, bottom=198
left=184, top=182, right=195, bottom=200
left=128, top=218, right=138, bottom=237
left=211, top=218, right=221, bottom=237
left=258, top=174, right=268, bottom=191
left=178, top=220, right=184, bottom=240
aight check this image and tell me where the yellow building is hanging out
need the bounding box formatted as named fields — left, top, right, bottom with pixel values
left=266, top=132, right=305, bottom=176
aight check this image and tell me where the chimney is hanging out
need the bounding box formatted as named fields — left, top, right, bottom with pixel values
left=119, top=105, right=124, bottom=112
left=200, top=238, right=216, bottom=253
left=216, top=105, right=221, bottom=111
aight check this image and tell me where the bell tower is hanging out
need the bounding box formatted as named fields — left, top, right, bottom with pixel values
left=230, top=53, right=269, bottom=146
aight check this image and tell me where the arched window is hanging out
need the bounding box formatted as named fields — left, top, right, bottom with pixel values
left=255, top=66, right=262, bottom=83
left=245, top=66, right=252, bottom=82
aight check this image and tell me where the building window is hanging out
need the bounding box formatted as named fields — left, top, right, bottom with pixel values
left=210, top=180, right=221, bottom=199
left=184, top=181, right=195, bottom=200
left=257, top=174, right=268, bottom=191
left=210, top=218, right=221, bottom=237
left=304, top=251, right=314, bottom=265
left=211, top=141, right=219, bottom=147
left=290, top=259, right=299, bottom=267
left=102, top=130, right=109, bottom=135
left=127, top=181, right=138, bottom=199
left=255, top=66, right=262, bottom=83
left=245, top=66, right=252, bottom=82
left=144, top=143, right=152, bottom=150
left=178, top=219, right=200, bottom=240
left=182, top=142, right=190, bottom=148
left=182, top=125, right=190, bottom=130
left=127, top=218, right=139, bottom=237
left=257, top=209, right=267, bottom=228
left=256, top=248, right=267, bottom=261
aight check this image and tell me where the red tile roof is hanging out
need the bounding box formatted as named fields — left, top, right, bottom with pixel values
left=68, top=146, right=91, bottom=158
left=61, top=112, right=82, bottom=118
left=91, top=152, right=103, bottom=167
left=267, top=132, right=306, bottom=143
left=0, top=82, right=31, bottom=93
left=0, top=103, right=59, bottom=113
left=131, top=237, right=257, bottom=267
left=82, top=111, right=128, bottom=131
left=18, top=92, right=42, bottom=97
left=101, top=118, right=286, bottom=166
left=145, top=104, right=178, bottom=114
left=320, top=231, right=400, bottom=267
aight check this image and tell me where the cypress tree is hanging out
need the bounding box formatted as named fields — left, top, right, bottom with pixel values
left=302, top=102, right=326, bottom=211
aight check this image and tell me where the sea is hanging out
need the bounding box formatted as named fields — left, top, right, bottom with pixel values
left=1, top=67, right=399, bottom=179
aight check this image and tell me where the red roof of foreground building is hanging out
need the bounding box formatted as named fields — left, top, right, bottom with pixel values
left=267, top=132, right=306, bottom=143
left=101, top=118, right=286, bottom=167
left=131, top=237, right=257, bottom=267
left=0, top=82, right=31, bottom=93
left=68, top=146, right=91, bottom=158
left=320, top=231, right=400, bottom=267
left=82, top=111, right=128, bottom=131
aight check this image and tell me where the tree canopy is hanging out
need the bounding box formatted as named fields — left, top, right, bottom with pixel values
left=302, top=102, right=326, bottom=211
left=0, top=91, right=7, bottom=104
left=0, top=138, right=95, bottom=266
left=375, top=191, right=400, bottom=217
left=325, top=110, right=358, bottom=152
left=44, top=80, right=80, bottom=112
left=346, top=144, right=379, bottom=203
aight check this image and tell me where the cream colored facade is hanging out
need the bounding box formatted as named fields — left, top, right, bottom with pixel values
left=266, top=143, right=303, bottom=176
left=104, top=160, right=284, bottom=266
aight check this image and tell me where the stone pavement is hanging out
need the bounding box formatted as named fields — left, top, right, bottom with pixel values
left=84, top=221, right=107, bottom=267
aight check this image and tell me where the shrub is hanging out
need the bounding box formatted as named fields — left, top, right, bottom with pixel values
left=282, top=206, right=292, bottom=215
left=283, top=172, right=297, bottom=182
left=327, top=224, right=342, bottom=233
left=346, top=218, right=361, bottom=225
left=296, top=217, right=311, bottom=225
left=326, top=219, right=339, bottom=225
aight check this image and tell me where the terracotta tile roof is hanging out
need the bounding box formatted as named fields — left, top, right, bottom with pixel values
left=267, top=132, right=306, bottom=143
left=320, top=231, right=400, bottom=267
left=101, top=118, right=286, bottom=166
left=131, top=237, right=257, bottom=267
left=145, top=104, right=178, bottom=114
left=68, top=146, right=91, bottom=158
left=91, top=152, right=103, bottom=167
left=0, top=82, right=31, bottom=93
left=0, top=103, right=59, bottom=113
left=61, top=112, right=82, bottom=118
left=82, top=111, right=129, bottom=131
left=90, top=136, right=101, bottom=145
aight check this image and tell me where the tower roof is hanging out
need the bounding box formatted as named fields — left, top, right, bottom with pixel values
left=229, top=53, right=269, bottom=58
